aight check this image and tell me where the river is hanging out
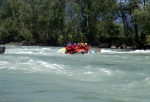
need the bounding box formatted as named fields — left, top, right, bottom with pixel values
left=0, top=45, right=150, bottom=102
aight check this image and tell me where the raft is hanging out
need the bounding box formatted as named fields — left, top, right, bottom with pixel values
left=60, top=47, right=96, bottom=54
left=65, top=49, right=87, bottom=54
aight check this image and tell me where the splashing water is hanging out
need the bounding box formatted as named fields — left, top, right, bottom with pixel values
left=0, top=46, right=150, bottom=102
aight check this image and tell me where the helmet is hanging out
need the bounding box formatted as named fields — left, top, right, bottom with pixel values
left=67, top=42, right=71, bottom=46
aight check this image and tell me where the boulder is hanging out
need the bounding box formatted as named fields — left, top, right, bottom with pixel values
left=111, top=45, right=117, bottom=49
left=91, top=47, right=101, bottom=52
left=0, top=46, right=5, bottom=54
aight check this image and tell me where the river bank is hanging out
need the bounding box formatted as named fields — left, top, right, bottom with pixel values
left=3, top=41, right=150, bottom=50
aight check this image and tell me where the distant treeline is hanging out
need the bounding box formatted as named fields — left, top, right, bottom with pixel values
left=0, top=0, right=150, bottom=46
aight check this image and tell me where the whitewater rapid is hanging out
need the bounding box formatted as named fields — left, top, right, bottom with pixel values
left=0, top=45, right=150, bottom=102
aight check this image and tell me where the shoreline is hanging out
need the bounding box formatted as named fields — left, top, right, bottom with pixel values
left=2, top=41, right=150, bottom=50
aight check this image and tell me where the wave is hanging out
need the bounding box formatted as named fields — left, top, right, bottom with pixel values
left=0, top=61, right=9, bottom=70
left=1, top=57, right=124, bottom=82
left=5, top=45, right=150, bottom=54
left=101, top=48, right=150, bottom=54
left=129, top=49, right=150, bottom=53
left=5, top=46, right=53, bottom=55
left=145, top=77, right=150, bottom=85
left=4, top=59, right=67, bottom=74
left=0, top=61, right=8, bottom=65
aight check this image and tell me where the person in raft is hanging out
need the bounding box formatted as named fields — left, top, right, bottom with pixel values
left=65, top=42, right=90, bottom=54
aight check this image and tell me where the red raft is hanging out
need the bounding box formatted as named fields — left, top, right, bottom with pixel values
left=65, top=43, right=90, bottom=54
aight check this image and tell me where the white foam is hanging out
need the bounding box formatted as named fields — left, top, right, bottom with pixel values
left=7, top=59, right=68, bottom=74
left=101, top=48, right=150, bottom=54
left=129, top=50, right=150, bottom=53
left=100, top=68, right=112, bottom=76
left=0, top=61, right=8, bottom=65
left=41, top=48, right=51, bottom=50
left=83, top=71, right=94, bottom=75
left=6, top=48, right=33, bottom=54
left=0, top=58, right=63, bottom=74
left=82, top=65, right=94, bottom=75
left=5, top=46, right=53, bottom=55
left=69, top=65, right=124, bottom=82
left=101, top=49, right=117, bottom=53
left=145, top=77, right=150, bottom=85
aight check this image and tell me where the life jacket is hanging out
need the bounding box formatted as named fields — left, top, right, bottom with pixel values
left=84, top=45, right=90, bottom=51
left=66, top=46, right=72, bottom=52
left=75, top=48, right=88, bottom=54
left=71, top=44, right=75, bottom=50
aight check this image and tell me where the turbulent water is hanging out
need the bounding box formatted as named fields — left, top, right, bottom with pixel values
left=0, top=45, right=150, bottom=102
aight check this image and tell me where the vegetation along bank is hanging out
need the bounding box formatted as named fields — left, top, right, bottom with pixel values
left=0, top=0, right=150, bottom=49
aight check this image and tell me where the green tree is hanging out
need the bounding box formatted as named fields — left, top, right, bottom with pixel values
left=132, top=4, right=150, bottom=43
left=0, top=0, right=20, bottom=43
left=96, top=0, right=118, bottom=44
left=65, top=0, right=84, bottom=43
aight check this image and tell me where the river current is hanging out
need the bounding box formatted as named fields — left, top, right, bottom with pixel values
left=0, top=45, right=150, bottom=102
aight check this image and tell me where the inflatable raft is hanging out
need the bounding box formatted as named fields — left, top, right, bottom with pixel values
left=59, top=43, right=98, bottom=54
left=60, top=47, right=96, bottom=54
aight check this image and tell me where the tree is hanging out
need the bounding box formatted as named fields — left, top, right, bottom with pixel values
left=132, top=4, right=150, bottom=43
left=91, top=0, right=118, bottom=44
left=0, top=0, right=20, bottom=43
left=65, top=0, right=85, bottom=43
left=0, top=0, right=149, bottom=46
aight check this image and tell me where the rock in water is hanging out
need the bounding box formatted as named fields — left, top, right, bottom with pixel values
left=0, top=46, right=5, bottom=54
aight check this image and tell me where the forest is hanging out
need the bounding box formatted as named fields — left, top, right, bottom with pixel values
left=0, top=0, right=150, bottom=48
